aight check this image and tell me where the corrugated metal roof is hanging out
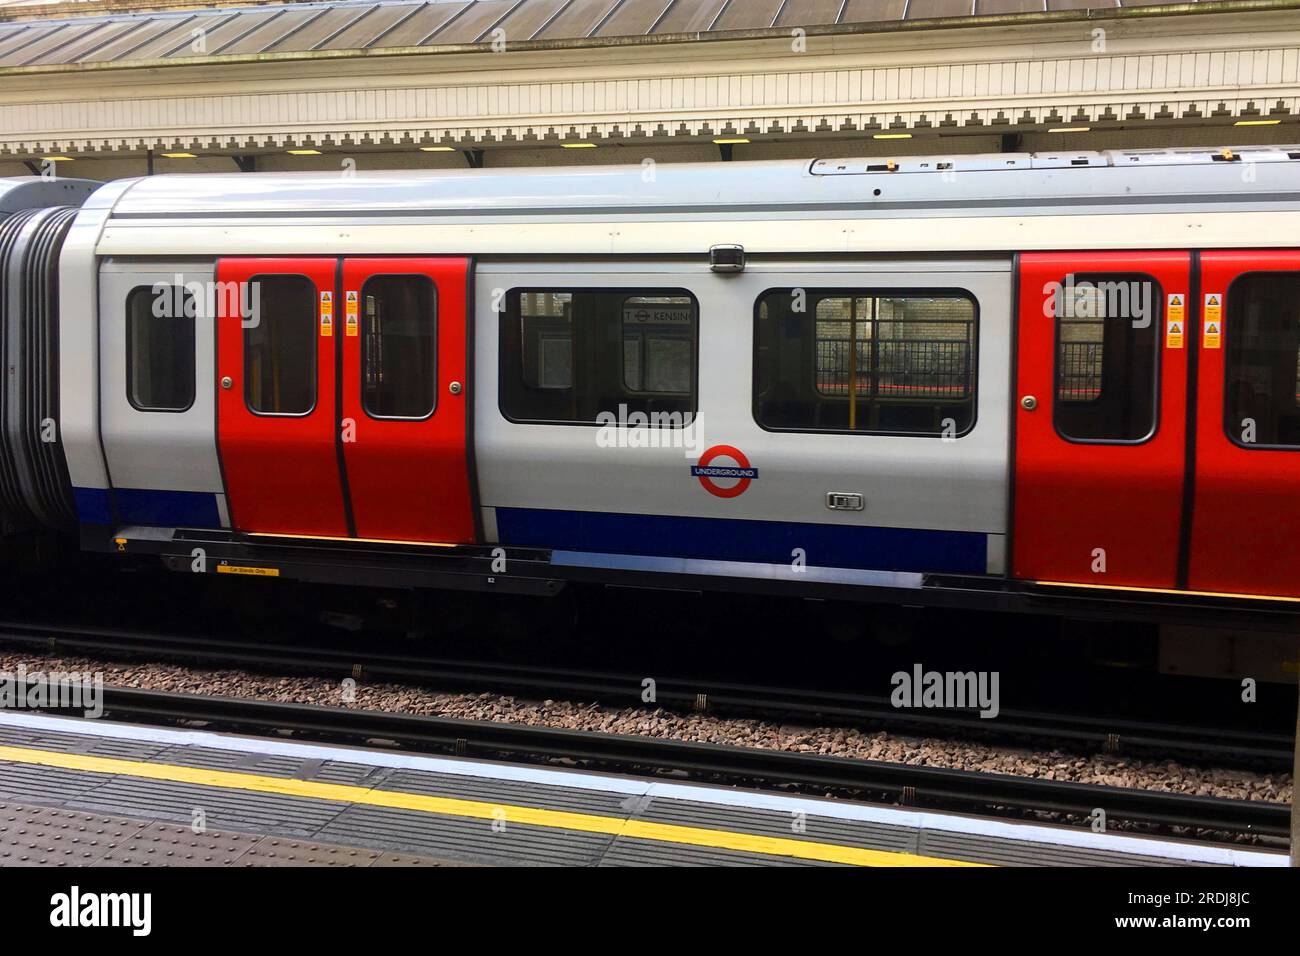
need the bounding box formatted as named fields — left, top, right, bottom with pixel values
left=0, top=0, right=1221, bottom=70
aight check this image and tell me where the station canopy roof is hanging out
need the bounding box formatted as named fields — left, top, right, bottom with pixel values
left=0, top=0, right=1220, bottom=71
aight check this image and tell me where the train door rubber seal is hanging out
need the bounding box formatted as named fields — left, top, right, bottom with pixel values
left=464, top=256, right=484, bottom=544
left=1004, top=253, right=1021, bottom=579
left=334, top=257, right=357, bottom=539
left=1175, top=251, right=1202, bottom=591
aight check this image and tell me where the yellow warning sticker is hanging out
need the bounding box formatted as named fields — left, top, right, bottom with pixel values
left=1166, top=293, right=1185, bottom=349
left=320, top=291, right=333, bottom=337
left=216, top=564, right=280, bottom=577
left=1204, top=293, right=1223, bottom=349
left=345, top=290, right=359, bottom=337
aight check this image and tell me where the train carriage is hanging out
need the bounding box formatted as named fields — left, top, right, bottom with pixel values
left=2, top=146, right=1300, bottom=627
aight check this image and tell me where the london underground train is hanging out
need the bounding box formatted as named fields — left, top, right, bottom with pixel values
left=1, top=146, right=1299, bottom=629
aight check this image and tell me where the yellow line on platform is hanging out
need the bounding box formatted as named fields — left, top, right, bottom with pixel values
left=0, top=744, right=982, bottom=867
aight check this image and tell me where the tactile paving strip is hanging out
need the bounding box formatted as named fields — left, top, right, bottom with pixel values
left=0, top=803, right=146, bottom=866
left=240, top=836, right=443, bottom=867
left=0, top=801, right=456, bottom=867
left=96, top=822, right=261, bottom=867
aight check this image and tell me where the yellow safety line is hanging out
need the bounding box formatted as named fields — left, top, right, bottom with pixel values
left=0, top=744, right=980, bottom=867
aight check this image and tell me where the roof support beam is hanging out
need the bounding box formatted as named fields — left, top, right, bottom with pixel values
left=232, top=155, right=257, bottom=173
left=464, top=149, right=484, bottom=169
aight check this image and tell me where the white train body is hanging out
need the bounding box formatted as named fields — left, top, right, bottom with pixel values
left=0, top=145, right=1297, bottom=616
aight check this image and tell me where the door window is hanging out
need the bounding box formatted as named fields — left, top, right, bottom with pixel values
left=361, top=274, right=437, bottom=420
left=1223, top=273, right=1300, bottom=448
left=244, top=274, right=317, bottom=416
left=1052, top=274, right=1161, bottom=443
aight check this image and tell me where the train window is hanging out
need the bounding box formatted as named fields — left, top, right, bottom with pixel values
left=126, top=285, right=195, bottom=412
left=244, top=274, right=316, bottom=416
left=1224, top=273, right=1300, bottom=449
left=361, top=275, right=437, bottom=419
left=754, top=289, right=977, bottom=436
left=622, top=296, right=695, bottom=394
left=500, top=289, right=697, bottom=425
left=1053, top=273, right=1160, bottom=443
left=518, top=293, right=573, bottom=391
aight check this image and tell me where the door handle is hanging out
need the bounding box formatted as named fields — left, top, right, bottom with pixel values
left=221, top=376, right=233, bottom=390
left=1020, top=395, right=1038, bottom=411
left=449, top=381, right=463, bottom=396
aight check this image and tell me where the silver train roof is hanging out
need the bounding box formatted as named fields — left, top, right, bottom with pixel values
left=102, top=146, right=1300, bottom=221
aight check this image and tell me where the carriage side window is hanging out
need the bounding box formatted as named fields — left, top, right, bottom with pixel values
left=518, top=292, right=573, bottom=391
left=622, top=296, right=696, bottom=394
left=245, top=274, right=316, bottom=416
left=361, top=275, right=436, bottom=419
left=126, top=285, right=195, bottom=412
left=1053, top=273, right=1160, bottom=443
left=501, top=289, right=697, bottom=424
left=1224, top=273, right=1300, bottom=448
left=754, top=289, right=976, bottom=436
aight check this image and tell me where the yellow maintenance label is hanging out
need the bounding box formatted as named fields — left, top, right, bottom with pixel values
left=1165, top=294, right=1185, bottom=349
left=1203, top=293, right=1223, bottom=349
left=320, top=291, right=333, bottom=337
left=345, top=290, right=359, bottom=336
left=216, top=564, right=280, bottom=577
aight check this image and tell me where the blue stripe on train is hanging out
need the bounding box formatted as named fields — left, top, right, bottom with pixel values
left=72, top=487, right=112, bottom=525
left=73, top=487, right=220, bottom=528
left=495, top=507, right=987, bottom=575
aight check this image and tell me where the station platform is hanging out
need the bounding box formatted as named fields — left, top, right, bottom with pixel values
left=0, top=711, right=1285, bottom=868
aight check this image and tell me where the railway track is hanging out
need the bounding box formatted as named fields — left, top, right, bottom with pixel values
left=0, top=619, right=1292, bottom=767
left=9, top=678, right=1290, bottom=839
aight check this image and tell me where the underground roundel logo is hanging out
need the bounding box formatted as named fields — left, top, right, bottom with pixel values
left=691, top=445, right=759, bottom=499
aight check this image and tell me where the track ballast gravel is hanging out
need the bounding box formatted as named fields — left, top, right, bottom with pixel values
left=0, top=649, right=1290, bottom=810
